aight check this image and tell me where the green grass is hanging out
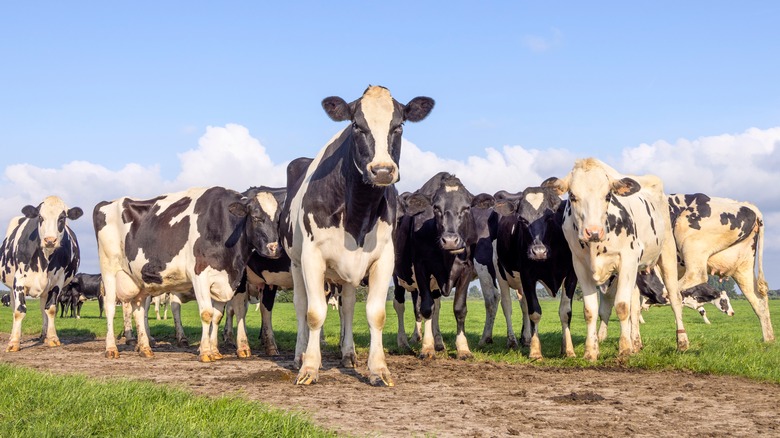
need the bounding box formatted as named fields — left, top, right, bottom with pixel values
left=0, top=363, right=336, bottom=437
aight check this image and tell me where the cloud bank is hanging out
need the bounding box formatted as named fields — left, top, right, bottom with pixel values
left=1, top=124, right=778, bottom=287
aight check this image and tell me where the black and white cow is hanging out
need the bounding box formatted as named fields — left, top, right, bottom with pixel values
left=281, top=85, right=434, bottom=386
left=1, top=196, right=82, bottom=352
left=493, top=186, right=578, bottom=359
left=94, top=186, right=282, bottom=361
left=1, top=293, right=9, bottom=307
left=393, top=172, right=480, bottom=360
left=62, top=273, right=104, bottom=319
left=543, top=158, right=688, bottom=361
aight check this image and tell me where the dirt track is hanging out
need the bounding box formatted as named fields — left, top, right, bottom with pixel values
left=2, top=335, right=779, bottom=437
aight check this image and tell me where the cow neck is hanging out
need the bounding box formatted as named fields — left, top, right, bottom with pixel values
left=340, top=130, right=391, bottom=246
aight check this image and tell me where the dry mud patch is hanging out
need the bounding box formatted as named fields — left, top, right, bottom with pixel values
left=2, top=335, right=779, bottom=437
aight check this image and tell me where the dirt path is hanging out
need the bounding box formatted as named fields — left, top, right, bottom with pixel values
left=2, top=335, right=779, bottom=437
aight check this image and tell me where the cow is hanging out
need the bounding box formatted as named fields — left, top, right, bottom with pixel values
left=58, top=286, right=77, bottom=318
left=542, top=158, right=689, bottom=361
left=94, top=186, right=282, bottom=361
left=280, top=85, right=434, bottom=386
left=1, top=293, right=9, bottom=307
left=62, top=273, right=104, bottom=319
left=393, top=173, right=481, bottom=360
left=153, top=293, right=171, bottom=320
left=0, top=196, right=82, bottom=352
left=493, top=186, right=578, bottom=359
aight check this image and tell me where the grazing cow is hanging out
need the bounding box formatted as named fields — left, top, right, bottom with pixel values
left=94, top=186, right=282, bottom=361
left=63, top=273, right=104, bottom=319
left=1, top=293, right=9, bottom=307
left=0, top=196, right=82, bottom=352
left=493, top=186, right=578, bottom=359
left=393, top=173, right=481, bottom=360
left=281, top=85, right=434, bottom=386
left=543, top=158, right=688, bottom=361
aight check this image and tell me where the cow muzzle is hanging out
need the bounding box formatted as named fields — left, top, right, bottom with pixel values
left=581, top=226, right=605, bottom=243
left=262, top=242, right=281, bottom=259
left=440, top=233, right=464, bottom=253
left=43, top=237, right=58, bottom=248
left=367, top=162, right=398, bottom=186
left=528, top=243, right=549, bottom=261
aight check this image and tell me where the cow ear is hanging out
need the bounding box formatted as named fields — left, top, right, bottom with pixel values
left=541, top=176, right=568, bottom=196
left=228, top=202, right=249, bottom=217
left=611, top=177, right=641, bottom=197
left=404, top=97, right=435, bottom=122
left=67, top=207, right=83, bottom=221
left=21, top=205, right=39, bottom=218
left=494, top=200, right=516, bottom=216
left=322, top=97, right=352, bottom=122
left=471, top=193, right=495, bottom=209
left=405, top=193, right=431, bottom=216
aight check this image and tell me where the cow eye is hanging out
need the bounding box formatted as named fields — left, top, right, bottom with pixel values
left=569, top=194, right=577, bottom=203
left=605, top=193, right=612, bottom=202
left=392, top=125, right=403, bottom=134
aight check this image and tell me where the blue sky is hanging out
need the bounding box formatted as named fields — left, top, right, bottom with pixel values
left=2, top=2, right=780, bottom=287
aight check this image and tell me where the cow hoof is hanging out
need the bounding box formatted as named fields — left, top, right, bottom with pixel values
left=198, top=354, right=214, bottom=363
left=677, top=339, right=689, bottom=352
left=478, top=336, right=493, bottom=347
left=341, top=353, right=357, bottom=368
left=507, top=338, right=519, bottom=350
left=105, top=349, right=120, bottom=359
left=45, top=338, right=61, bottom=347
left=418, top=349, right=436, bottom=361
left=583, top=351, right=599, bottom=362
left=529, top=351, right=543, bottom=361
left=563, top=350, right=576, bottom=358
left=457, top=351, right=474, bottom=361
left=368, top=370, right=394, bottom=387
left=397, top=341, right=413, bottom=354
left=176, top=339, right=189, bottom=347
left=295, top=368, right=318, bottom=385
left=434, top=343, right=446, bottom=352
left=410, top=333, right=421, bottom=344
left=264, top=346, right=279, bottom=356
left=236, top=349, right=251, bottom=359
left=5, top=343, right=20, bottom=353
left=211, top=352, right=224, bottom=361
left=138, top=347, right=154, bottom=358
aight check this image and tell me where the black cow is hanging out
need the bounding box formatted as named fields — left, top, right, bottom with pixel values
left=494, top=187, right=578, bottom=359
left=1, top=196, right=82, bottom=352
left=393, top=172, right=480, bottom=360
left=61, top=273, right=104, bottom=319
left=1, top=293, right=10, bottom=307
left=281, top=85, right=434, bottom=386
left=94, top=186, right=283, bottom=361
left=58, top=286, right=77, bottom=318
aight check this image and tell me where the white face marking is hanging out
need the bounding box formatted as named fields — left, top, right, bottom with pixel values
left=360, top=86, right=395, bottom=166
left=526, top=192, right=544, bottom=211
left=444, top=184, right=459, bottom=193
left=255, top=192, right=278, bottom=219
left=38, top=196, right=68, bottom=245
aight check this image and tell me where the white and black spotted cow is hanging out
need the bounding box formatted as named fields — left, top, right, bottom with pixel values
left=392, top=173, right=481, bottom=360
left=543, top=158, right=689, bottom=361
left=94, top=186, right=282, bottom=361
left=1, top=196, right=82, bottom=352
left=281, top=85, right=434, bottom=386
left=493, top=187, right=578, bottom=359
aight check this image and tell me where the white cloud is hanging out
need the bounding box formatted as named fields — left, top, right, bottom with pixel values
left=522, top=27, right=563, bottom=53
left=1, top=124, right=779, bottom=288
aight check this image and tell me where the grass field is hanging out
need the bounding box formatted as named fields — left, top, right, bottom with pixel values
left=1, top=297, right=778, bottom=437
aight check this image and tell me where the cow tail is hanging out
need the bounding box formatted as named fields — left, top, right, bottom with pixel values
left=755, top=215, right=768, bottom=298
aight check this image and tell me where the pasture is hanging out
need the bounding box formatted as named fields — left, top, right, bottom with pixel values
left=1, top=297, right=779, bottom=436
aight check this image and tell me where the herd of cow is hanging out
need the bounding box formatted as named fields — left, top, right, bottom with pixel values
left=0, top=85, right=773, bottom=387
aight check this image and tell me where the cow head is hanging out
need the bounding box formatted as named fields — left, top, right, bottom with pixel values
left=516, top=187, right=562, bottom=261
left=321, top=85, right=434, bottom=187
left=717, top=291, right=735, bottom=316
left=407, top=175, right=476, bottom=254
left=542, top=158, right=640, bottom=243
left=230, top=189, right=284, bottom=259
left=21, top=196, right=83, bottom=252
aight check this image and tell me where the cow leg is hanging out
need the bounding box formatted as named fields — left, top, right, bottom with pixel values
left=523, top=283, right=543, bottom=360
left=259, top=286, right=279, bottom=356
left=453, top=275, right=473, bottom=360
left=102, top=271, right=125, bottom=358
left=411, top=289, right=422, bottom=344
left=499, top=281, right=518, bottom=350
left=732, top=266, right=774, bottom=342
left=121, top=302, right=135, bottom=345
left=98, top=296, right=104, bottom=319
left=191, top=278, right=220, bottom=362
left=167, top=296, right=187, bottom=346
left=163, top=300, right=169, bottom=320
left=698, top=307, right=711, bottom=324
left=143, top=296, right=156, bottom=347
left=659, top=242, right=689, bottom=352
left=364, top=247, right=395, bottom=387
left=295, top=257, right=327, bottom=385
left=612, top=270, right=638, bottom=357
left=559, top=276, right=577, bottom=358
left=630, top=285, right=643, bottom=352
left=41, top=287, right=60, bottom=347
left=597, top=285, right=615, bottom=342
left=154, top=298, right=161, bottom=320
left=131, top=297, right=153, bottom=358
left=516, top=285, right=532, bottom=348
left=477, top=264, right=499, bottom=347
left=231, top=293, right=252, bottom=358
left=339, top=284, right=357, bottom=368
left=392, top=286, right=412, bottom=352
left=209, top=300, right=226, bottom=360
left=221, top=299, right=236, bottom=347
left=292, top=264, right=309, bottom=370
left=576, top=268, right=601, bottom=362
left=417, top=292, right=436, bottom=359
left=6, top=280, right=26, bottom=352
left=432, top=297, right=445, bottom=352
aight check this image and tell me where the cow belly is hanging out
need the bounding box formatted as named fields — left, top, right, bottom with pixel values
left=260, top=271, right=293, bottom=290
left=14, top=269, right=52, bottom=298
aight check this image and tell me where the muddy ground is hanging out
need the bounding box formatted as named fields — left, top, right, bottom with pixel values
left=1, top=335, right=779, bottom=437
